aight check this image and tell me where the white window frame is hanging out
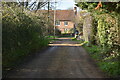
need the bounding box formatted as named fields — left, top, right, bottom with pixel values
left=55, top=20, right=60, bottom=26
left=64, top=21, right=68, bottom=26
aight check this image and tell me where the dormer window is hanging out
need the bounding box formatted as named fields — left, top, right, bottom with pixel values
left=64, top=21, right=68, bottom=26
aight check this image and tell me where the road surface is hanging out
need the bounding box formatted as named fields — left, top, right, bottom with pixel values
left=4, top=37, right=106, bottom=78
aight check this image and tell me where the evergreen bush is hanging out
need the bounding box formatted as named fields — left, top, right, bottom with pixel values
left=2, top=2, right=49, bottom=68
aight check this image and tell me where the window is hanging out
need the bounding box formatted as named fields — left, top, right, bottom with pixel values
left=64, top=21, right=68, bottom=26
left=55, top=21, right=60, bottom=26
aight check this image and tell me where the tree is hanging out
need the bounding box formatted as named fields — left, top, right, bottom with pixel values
left=17, top=0, right=49, bottom=10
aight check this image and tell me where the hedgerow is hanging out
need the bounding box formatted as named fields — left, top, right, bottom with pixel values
left=2, top=2, right=49, bottom=68
left=76, top=2, right=120, bottom=77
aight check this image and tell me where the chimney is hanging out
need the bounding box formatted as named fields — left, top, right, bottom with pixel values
left=74, top=7, right=77, bottom=15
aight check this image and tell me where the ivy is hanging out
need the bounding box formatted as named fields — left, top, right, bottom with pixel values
left=76, top=2, right=120, bottom=77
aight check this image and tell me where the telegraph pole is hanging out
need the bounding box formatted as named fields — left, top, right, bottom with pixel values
left=47, top=0, right=50, bottom=35
left=54, top=0, right=56, bottom=39
left=48, top=0, right=50, bottom=22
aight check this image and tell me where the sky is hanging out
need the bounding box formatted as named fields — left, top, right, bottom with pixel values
left=41, top=0, right=81, bottom=11
left=55, top=0, right=76, bottom=10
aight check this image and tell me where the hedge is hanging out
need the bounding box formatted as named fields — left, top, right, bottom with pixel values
left=2, top=2, right=49, bottom=68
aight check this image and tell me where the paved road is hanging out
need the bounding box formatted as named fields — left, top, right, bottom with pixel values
left=4, top=38, right=106, bottom=78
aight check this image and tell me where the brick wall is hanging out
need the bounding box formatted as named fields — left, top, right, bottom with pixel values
left=56, top=21, right=74, bottom=33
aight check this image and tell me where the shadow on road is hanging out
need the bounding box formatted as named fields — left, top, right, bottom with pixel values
left=3, top=37, right=107, bottom=78
left=49, top=37, right=84, bottom=47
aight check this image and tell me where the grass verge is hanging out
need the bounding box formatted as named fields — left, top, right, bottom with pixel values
left=83, top=45, right=120, bottom=77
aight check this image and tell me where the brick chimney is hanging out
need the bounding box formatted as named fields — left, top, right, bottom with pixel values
left=74, top=7, right=77, bottom=15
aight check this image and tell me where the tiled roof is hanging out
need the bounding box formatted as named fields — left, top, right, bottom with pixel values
left=55, top=10, right=75, bottom=21
left=36, top=10, right=75, bottom=21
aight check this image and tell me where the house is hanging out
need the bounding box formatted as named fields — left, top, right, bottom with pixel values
left=36, top=7, right=77, bottom=34
left=55, top=10, right=76, bottom=33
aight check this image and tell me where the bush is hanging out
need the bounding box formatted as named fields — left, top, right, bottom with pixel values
left=76, top=2, right=120, bottom=77
left=2, top=2, right=49, bottom=68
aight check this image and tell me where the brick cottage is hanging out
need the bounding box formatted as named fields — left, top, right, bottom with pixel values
left=37, top=7, right=77, bottom=34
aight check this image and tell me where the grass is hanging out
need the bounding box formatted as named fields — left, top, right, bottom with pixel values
left=46, top=35, right=59, bottom=38
left=71, top=37, right=85, bottom=44
left=46, top=35, right=60, bottom=43
left=71, top=37, right=77, bottom=41
left=83, top=45, right=120, bottom=77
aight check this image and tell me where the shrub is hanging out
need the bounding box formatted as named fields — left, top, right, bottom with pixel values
left=2, top=2, right=49, bottom=68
